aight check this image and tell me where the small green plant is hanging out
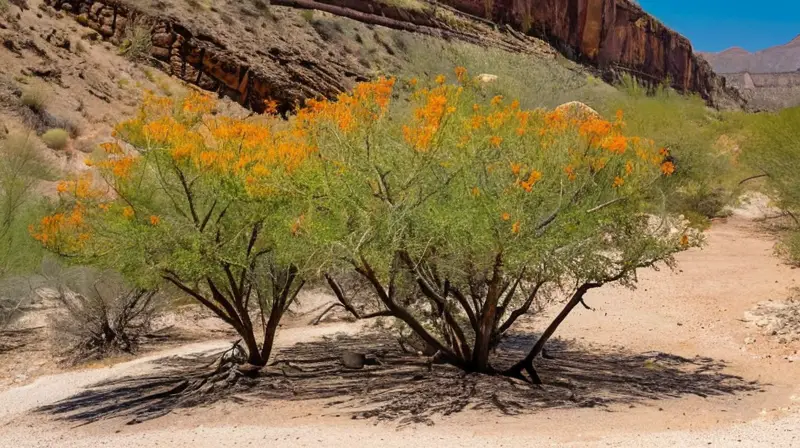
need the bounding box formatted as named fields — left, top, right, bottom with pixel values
left=41, top=128, right=69, bottom=150
left=119, top=16, right=153, bottom=61
left=21, top=86, right=50, bottom=114
left=142, top=68, right=157, bottom=83
left=300, top=9, right=315, bottom=22
left=0, top=0, right=9, bottom=15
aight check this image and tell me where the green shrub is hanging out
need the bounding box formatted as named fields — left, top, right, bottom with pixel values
left=119, top=17, right=152, bottom=61
left=0, top=132, right=52, bottom=277
left=0, top=0, right=9, bottom=15
left=739, top=106, right=800, bottom=263
left=601, top=76, right=740, bottom=225
left=41, top=128, right=69, bottom=150
left=21, top=86, right=50, bottom=113
left=300, top=9, right=315, bottom=22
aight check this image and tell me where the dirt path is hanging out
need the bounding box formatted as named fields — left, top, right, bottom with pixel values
left=0, top=217, right=798, bottom=446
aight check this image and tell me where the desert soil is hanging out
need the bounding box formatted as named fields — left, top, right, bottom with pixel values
left=0, top=211, right=798, bottom=447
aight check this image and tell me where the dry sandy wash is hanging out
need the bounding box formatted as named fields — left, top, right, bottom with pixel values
left=0, top=212, right=798, bottom=447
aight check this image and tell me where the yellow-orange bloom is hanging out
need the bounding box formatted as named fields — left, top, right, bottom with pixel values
left=613, top=176, right=625, bottom=188
left=661, top=161, right=676, bottom=176
left=123, top=206, right=135, bottom=218
left=491, top=95, right=503, bottom=106
left=149, top=215, right=161, bottom=226
left=454, top=66, right=467, bottom=82
left=501, top=212, right=511, bottom=221
left=471, top=186, right=481, bottom=197
left=435, top=74, right=446, bottom=85
left=489, top=135, right=503, bottom=148
left=680, top=234, right=690, bottom=247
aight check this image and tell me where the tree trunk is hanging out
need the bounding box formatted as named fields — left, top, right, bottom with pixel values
left=504, top=283, right=599, bottom=383
left=240, top=327, right=266, bottom=367
left=259, top=307, right=283, bottom=366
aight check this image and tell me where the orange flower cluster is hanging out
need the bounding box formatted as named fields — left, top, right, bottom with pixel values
left=402, top=85, right=457, bottom=151
left=30, top=204, right=90, bottom=251
left=300, top=77, right=395, bottom=133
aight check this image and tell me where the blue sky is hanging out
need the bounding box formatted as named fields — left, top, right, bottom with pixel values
left=638, top=0, right=800, bottom=53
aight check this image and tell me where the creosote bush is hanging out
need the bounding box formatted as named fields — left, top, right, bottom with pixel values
left=21, top=86, right=50, bottom=114
left=35, top=71, right=697, bottom=383
left=41, top=128, right=69, bottom=150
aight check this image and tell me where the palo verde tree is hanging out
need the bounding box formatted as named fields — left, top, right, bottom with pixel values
left=294, top=69, right=699, bottom=382
left=31, top=91, right=321, bottom=368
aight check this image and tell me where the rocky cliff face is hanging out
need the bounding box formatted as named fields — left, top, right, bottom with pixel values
left=723, top=72, right=800, bottom=111
left=439, top=0, right=741, bottom=107
left=44, top=0, right=743, bottom=111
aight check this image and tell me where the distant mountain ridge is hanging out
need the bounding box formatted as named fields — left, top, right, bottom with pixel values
left=701, top=35, right=800, bottom=74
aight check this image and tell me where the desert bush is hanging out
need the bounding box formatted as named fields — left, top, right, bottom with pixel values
left=45, top=264, right=159, bottom=362
left=41, top=128, right=69, bottom=150
left=32, top=91, right=314, bottom=368
left=20, top=86, right=50, bottom=114
left=739, top=106, right=800, bottom=263
left=0, top=133, right=51, bottom=277
left=119, top=16, right=153, bottom=61
left=0, top=0, right=9, bottom=15
left=602, top=76, right=739, bottom=225
left=292, top=71, right=697, bottom=380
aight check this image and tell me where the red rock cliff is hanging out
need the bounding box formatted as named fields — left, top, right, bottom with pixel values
left=440, top=0, right=740, bottom=105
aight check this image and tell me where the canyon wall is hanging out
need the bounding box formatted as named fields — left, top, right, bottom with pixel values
left=723, top=72, right=800, bottom=110
left=45, top=0, right=743, bottom=112
left=439, top=0, right=742, bottom=106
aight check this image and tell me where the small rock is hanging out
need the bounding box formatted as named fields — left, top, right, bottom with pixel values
left=744, top=337, right=756, bottom=345
left=475, top=73, right=498, bottom=83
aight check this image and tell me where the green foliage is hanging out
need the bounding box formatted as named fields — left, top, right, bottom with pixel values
left=41, top=128, right=69, bottom=150
left=300, top=9, right=315, bottom=22
left=739, top=106, right=800, bottom=263
left=21, top=86, right=50, bottom=113
left=0, top=0, right=9, bottom=15
left=0, top=133, right=53, bottom=277
left=119, top=17, right=153, bottom=61
left=602, top=76, right=739, bottom=226
left=286, top=74, right=695, bottom=371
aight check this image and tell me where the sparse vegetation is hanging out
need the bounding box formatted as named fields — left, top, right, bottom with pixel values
left=739, top=106, right=800, bottom=263
left=0, top=132, right=51, bottom=277
left=21, top=86, right=50, bottom=114
left=41, top=128, right=69, bottom=150
left=46, top=264, right=159, bottom=363
left=602, top=76, right=740, bottom=226
left=119, top=16, right=153, bottom=62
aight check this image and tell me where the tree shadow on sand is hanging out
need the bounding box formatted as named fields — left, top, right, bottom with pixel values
left=37, top=332, right=763, bottom=426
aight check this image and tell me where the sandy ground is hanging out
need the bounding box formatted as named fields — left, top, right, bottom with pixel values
left=0, top=214, right=799, bottom=447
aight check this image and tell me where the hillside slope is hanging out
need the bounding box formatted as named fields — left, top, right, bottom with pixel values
left=701, top=36, right=800, bottom=74
left=40, top=0, right=743, bottom=111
